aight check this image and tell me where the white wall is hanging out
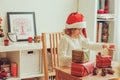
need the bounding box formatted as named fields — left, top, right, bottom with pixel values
left=0, top=0, right=77, bottom=37
left=114, top=0, right=120, bottom=61
left=78, top=0, right=97, bottom=41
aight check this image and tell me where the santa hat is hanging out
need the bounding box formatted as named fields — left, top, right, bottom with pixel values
left=65, top=12, right=86, bottom=29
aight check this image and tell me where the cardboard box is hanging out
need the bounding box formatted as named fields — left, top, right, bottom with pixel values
left=72, top=49, right=90, bottom=63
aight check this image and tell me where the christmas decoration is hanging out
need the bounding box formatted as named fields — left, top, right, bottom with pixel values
left=0, top=17, right=4, bottom=37
left=65, top=12, right=87, bottom=38
left=96, top=52, right=112, bottom=68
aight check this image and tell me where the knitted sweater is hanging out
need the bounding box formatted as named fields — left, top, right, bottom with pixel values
left=58, top=34, right=104, bottom=67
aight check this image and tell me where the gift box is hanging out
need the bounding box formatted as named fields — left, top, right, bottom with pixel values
left=72, top=49, right=90, bottom=63
left=96, top=53, right=112, bottom=68
left=71, top=61, right=95, bottom=77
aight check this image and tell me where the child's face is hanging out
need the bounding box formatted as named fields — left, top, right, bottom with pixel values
left=72, top=28, right=82, bottom=36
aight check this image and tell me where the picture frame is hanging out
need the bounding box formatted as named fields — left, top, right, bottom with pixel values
left=7, top=12, right=36, bottom=41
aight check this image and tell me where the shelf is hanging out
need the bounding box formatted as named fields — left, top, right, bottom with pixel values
left=7, top=77, right=20, bottom=80
left=97, top=14, right=115, bottom=19
left=20, top=73, right=44, bottom=79
left=7, top=73, right=44, bottom=80
left=97, top=18, right=115, bottom=21
left=7, top=74, right=44, bottom=79
left=0, top=42, right=43, bottom=80
left=0, top=42, right=41, bottom=52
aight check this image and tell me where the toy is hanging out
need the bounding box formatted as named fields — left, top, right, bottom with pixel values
left=0, top=69, right=8, bottom=79
left=0, top=58, right=11, bottom=79
left=101, top=68, right=107, bottom=76
left=93, top=67, right=99, bottom=75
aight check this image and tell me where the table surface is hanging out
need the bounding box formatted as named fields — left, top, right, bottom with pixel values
left=55, top=61, right=120, bottom=80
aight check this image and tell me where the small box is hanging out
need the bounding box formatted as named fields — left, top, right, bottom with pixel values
left=72, top=49, right=90, bottom=63
left=96, top=53, right=112, bottom=68
left=71, top=61, right=95, bottom=77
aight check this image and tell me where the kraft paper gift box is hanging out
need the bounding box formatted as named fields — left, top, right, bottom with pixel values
left=72, top=49, right=90, bottom=63
left=96, top=53, right=112, bottom=68
left=71, top=61, right=95, bottom=77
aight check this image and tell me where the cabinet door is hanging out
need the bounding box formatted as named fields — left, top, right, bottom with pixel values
left=78, top=0, right=97, bottom=42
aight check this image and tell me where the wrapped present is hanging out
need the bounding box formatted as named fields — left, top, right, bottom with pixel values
left=71, top=61, right=95, bottom=77
left=96, top=52, right=112, bottom=68
left=108, top=43, right=115, bottom=59
left=72, top=49, right=90, bottom=63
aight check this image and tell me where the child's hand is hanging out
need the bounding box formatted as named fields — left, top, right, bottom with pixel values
left=102, top=43, right=115, bottom=50
left=108, top=43, right=115, bottom=50
left=102, top=43, right=108, bottom=49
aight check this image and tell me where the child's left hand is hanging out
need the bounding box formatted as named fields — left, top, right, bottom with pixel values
left=102, top=43, right=109, bottom=49
left=108, top=43, right=115, bottom=50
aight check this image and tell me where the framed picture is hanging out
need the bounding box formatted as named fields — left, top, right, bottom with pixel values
left=7, top=12, right=36, bottom=41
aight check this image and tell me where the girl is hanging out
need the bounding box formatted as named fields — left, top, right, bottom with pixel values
left=58, top=12, right=108, bottom=67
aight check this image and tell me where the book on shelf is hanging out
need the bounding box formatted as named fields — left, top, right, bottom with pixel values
left=98, top=0, right=109, bottom=14
left=101, top=0, right=105, bottom=10
left=96, top=21, right=109, bottom=43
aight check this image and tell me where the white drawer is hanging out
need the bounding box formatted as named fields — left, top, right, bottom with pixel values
left=20, top=50, right=41, bottom=77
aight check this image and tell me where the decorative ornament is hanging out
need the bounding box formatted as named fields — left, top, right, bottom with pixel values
left=0, top=17, right=4, bottom=37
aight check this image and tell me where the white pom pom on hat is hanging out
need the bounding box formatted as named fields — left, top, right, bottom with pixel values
left=65, top=12, right=86, bottom=29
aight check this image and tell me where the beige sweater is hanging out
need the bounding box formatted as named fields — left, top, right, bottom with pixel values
left=58, top=34, right=104, bottom=67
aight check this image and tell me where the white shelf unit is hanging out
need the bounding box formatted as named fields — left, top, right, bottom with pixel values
left=78, top=0, right=116, bottom=43
left=0, top=42, right=44, bottom=80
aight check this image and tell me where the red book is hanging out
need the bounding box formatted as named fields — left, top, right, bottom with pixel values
left=71, top=61, right=95, bottom=77
left=104, top=0, right=109, bottom=13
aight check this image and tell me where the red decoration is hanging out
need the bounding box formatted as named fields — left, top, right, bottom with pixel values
left=0, top=17, right=4, bottom=37
left=28, top=37, right=32, bottom=43
left=96, top=53, right=112, bottom=68
left=0, top=70, right=8, bottom=79
left=11, top=62, right=18, bottom=77
left=71, top=61, right=94, bottom=77
left=97, top=9, right=104, bottom=14
left=4, top=39, right=9, bottom=46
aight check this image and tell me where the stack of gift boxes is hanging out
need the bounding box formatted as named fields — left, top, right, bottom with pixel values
left=71, top=49, right=94, bottom=77
left=71, top=47, right=114, bottom=77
